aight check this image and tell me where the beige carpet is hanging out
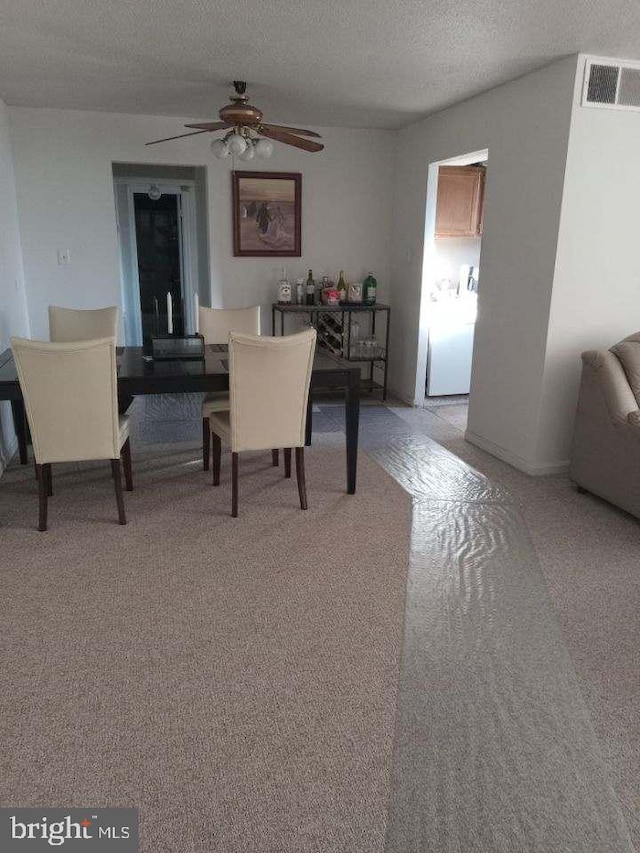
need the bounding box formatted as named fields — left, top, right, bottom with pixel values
left=0, top=446, right=411, bottom=853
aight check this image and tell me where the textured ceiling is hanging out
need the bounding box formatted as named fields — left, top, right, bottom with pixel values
left=0, top=0, right=639, bottom=128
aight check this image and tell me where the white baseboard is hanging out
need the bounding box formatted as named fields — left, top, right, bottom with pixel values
left=386, top=385, right=415, bottom=406
left=464, top=428, right=570, bottom=476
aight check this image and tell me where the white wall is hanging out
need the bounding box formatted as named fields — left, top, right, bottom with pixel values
left=0, top=99, right=30, bottom=472
left=432, top=236, right=481, bottom=291
left=533, top=55, right=640, bottom=466
left=8, top=108, right=394, bottom=340
left=389, top=56, right=578, bottom=471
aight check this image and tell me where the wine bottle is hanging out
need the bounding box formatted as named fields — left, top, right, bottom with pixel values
left=306, top=269, right=315, bottom=306
left=337, top=270, right=347, bottom=304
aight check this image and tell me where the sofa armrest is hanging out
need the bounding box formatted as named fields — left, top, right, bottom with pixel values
left=581, top=349, right=638, bottom=426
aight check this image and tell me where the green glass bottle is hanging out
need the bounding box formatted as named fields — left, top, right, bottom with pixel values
left=363, top=272, right=377, bottom=305
left=306, top=269, right=315, bottom=306
left=337, top=270, right=347, bottom=304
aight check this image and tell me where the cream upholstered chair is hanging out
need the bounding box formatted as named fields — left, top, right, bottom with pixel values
left=11, top=336, right=132, bottom=531
left=49, top=305, right=119, bottom=342
left=209, top=328, right=316, bottom=517
left=199, top=305, right=261, bottom=470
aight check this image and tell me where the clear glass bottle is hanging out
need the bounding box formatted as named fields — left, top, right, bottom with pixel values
left=337, top=270, right=347, bottom=304
left=350, top=318, right=360, bottom=358
left=277, top=266, right=291, bottom=304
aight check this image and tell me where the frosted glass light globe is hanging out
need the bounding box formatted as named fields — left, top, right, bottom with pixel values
left=228, top=133, right=247, bottom=155
left=210, top=138, right=229, bottom=159
left=239, top=141, right=255, bottom=161
left=255, top=138, right=274, bottom=158
left=147, top=184, right=162, bottom=201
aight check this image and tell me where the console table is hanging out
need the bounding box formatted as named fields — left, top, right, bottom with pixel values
left=272, top=303, right=390, bottom=400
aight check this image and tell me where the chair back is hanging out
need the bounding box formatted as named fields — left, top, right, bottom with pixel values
left=229, top=328, right=316, bottom=452
left=11, top=337, right=121, bottom=464
left=198, top=306, right=261, bottom=344
left=49, top=305, right=118, bottom=342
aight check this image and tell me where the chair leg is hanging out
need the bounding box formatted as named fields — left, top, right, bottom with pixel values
left=36, top=464, right=48, bottom=531
left=284, top=448, right=292, bottom=478
left=232, top=452, right=239, bottom=517
left=295, top=447, right=308, bottom=510
left=110, top=459, right=127, bottom=525
left=45, top=463, right=53, bottom=497
left=121, top=437, right=133, bottom=491
left=203, top=417, right=211, bottom=471
left=272, top=449, right=279, bottom=467
left=212, top=432, right=221, bottom=486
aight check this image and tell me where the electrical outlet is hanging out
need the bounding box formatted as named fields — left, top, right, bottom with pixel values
left=57, top=249, right=71, bottom=266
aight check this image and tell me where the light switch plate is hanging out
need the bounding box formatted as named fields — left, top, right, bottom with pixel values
left=57, top=249, right=71, bottom=266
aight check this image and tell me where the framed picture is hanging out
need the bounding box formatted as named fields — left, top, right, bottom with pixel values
left=232, top=171, right=302, bottom=257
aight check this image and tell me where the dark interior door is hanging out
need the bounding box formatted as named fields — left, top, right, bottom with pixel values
left=134, top=192, right=184, bottom=342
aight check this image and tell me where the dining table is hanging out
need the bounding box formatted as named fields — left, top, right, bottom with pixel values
left=0, top=343, right=361, bottom=494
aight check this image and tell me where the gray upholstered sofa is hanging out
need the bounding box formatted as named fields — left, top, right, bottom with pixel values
left=570, top=332, right=640, bottom=516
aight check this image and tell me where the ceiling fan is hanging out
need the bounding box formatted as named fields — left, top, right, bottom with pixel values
left=146, top=81, right=324, bottom=160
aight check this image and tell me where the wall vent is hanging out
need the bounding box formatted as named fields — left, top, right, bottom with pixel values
left=583, top=58, right=640, bottom=110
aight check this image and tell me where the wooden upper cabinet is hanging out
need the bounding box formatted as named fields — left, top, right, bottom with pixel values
left=435, top=165, right=485, bottom=237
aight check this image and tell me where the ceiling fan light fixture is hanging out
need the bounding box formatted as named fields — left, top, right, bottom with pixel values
left=238, top=139, right=255, bottom=161
left=227, top=133, right=247, bottom=155
left=210, top=138, right=230, bottom=159
left=255, top=137, right=274, bottom=159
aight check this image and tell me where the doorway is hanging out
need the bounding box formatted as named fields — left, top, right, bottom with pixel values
left=134, top=191, right=184, bottom=340
left=415, top=149, right=488, bottom=434
left=114, top=169, right=206, bottom=346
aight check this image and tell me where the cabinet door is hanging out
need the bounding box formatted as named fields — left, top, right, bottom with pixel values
left=435, top=166, right=485, bottom=237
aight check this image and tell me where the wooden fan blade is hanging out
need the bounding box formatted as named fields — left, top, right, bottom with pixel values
left=145, top=129, right=213, bottom=146
left=261, top=123, right=322, bottom=138
left=258, top=126, right=324, bottom=153
left=184, top=121, right=231, bottom=131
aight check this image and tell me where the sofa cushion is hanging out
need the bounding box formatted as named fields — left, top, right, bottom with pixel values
left=611, top=333, right=640, bottom=404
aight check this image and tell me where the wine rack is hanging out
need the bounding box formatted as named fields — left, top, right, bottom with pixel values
left=271, top=302, right=390, bottom=400
left=316, top=313, right=344, bottom=356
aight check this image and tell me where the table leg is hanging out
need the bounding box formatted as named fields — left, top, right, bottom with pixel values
left=11, top=399, right=28, bottom=465
left=345, top=372, right=360, bottom=494
left=272, top=307, right=276, bottom=336
left=383, top=308, right=390, bottom=402
left=118, top=393, right=134, bottom=416
left=305, top=394, right=313, bottom=447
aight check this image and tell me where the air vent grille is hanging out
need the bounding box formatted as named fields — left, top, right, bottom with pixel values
left=586, top=64, right=618, bottom=104
left=618, top=67, right=640, bottom=107
left=583, top=58, right=640, bottom=111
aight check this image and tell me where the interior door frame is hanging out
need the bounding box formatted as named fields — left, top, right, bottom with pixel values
left=114, top=178, right=199, bottom=344
left=415, top=148, right=488, bottom=407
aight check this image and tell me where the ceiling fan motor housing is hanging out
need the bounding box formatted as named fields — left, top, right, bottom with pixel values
left=219, top=102, right=263, bottom=127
